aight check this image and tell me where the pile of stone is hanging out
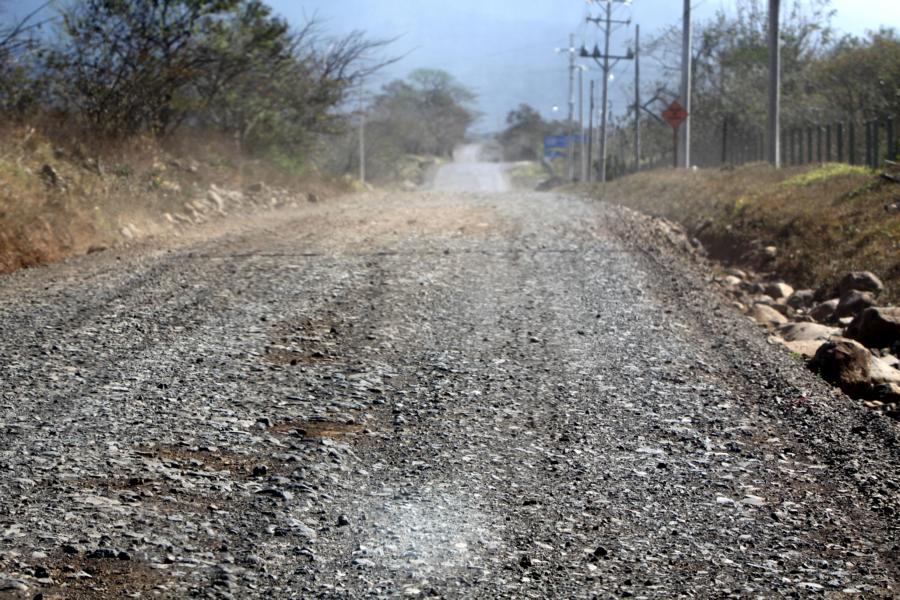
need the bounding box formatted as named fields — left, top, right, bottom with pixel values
left=716, top=269, right=900, bottom=418
left=160, top=183, right=316, bottom=231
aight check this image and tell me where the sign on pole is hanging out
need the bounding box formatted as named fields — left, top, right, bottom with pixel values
left=543, top=135, right=581, bottom=160
left=662, top=100, right=690, bottom=168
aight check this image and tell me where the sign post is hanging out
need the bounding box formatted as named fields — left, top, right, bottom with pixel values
left=662, top=100, right=689, bottom=169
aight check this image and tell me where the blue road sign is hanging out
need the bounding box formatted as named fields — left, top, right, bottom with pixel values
left=543, top=135, right=582, bottom=159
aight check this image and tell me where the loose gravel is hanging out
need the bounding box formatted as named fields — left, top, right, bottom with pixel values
left=0, top=186, right=898, bottom=599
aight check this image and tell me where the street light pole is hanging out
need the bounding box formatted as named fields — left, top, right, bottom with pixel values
left=768, top=0, right=781, bottom=167
left=680, top=0, right=692, bottom=168
left=634, top=24, right=641, bottom=171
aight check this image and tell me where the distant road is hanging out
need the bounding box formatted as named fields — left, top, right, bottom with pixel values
left=430, top=143, right=510, bottom=193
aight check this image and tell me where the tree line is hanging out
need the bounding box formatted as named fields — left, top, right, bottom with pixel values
left=0, top=0, right=394, bottom=160
left=496, top=0, right=900, bottom=176
left=639, top=0, right=900, bottom=168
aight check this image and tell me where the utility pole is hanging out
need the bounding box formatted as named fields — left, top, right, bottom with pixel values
left=358, top=94, right=366, bottom=184
left=599, top=6, right=611, bottom=182
left=633, top=24, right=641, bottom=170
left=768, top=0, right=781, bottom=167
left=588, top=79, right=595, bottom=183
left=567, top=34, right=576, bottom=180
left=584, top=0, right=633, bottom=183
left=578, top=66, right=586, bottom=181
left=680, top=0, right=692, bottom=169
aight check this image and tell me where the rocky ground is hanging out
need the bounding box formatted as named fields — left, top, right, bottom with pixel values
left=0, top=153, right=898, bottom=598
left=713, top=262, right=900, bottom=419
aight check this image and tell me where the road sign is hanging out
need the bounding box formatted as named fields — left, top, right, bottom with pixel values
left=662, top=101, right=689, bottom=130
left=543, top=135, right=582, bottom=159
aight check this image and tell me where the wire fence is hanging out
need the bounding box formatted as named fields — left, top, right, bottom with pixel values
left=602, top=114, right=899, bottom=180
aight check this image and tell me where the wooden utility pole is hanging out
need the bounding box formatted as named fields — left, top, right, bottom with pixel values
left=680, top=0, right=692, bottom=168
left=633, top=24, right=641, bottom=170
left=768, top=0, right=781, bottom=167
left=585, top=0, right=633, bottom=182
left=599, top=3, right=612, bottom=182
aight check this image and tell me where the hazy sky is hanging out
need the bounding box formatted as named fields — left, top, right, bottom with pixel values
left=265, top=0, right=899, bottom=132
left=5, top=1, right=898, bottom=132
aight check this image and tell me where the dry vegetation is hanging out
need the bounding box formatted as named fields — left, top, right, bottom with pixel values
left=0, top=125, right=344, bottom=274
left=582, top=163, right=900, bottom=302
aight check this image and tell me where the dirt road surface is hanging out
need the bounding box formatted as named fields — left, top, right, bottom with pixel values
left=1, top=149, right=898, bottom=599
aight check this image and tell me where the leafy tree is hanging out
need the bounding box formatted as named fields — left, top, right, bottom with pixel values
left=816, top=28, right=900, bottom=121
left=370, top=69, right=477, bottom=158
left=498, top=103, right=570, bottom=161
left=49, top=0, right=244, bottom=135
left=0, top=1, right=48, bottom=115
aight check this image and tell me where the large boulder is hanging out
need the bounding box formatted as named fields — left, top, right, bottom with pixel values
left=835, top=290, right=877, bottom=319
left=845, top=307, right=900, bottom=350
left=838, top=271, right=884, bottom=297
left=810, top=338, right=900, bottom=399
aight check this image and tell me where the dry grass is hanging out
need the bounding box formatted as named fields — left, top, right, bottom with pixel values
left=0, top=123, right=345, bottom=274
left=581, top=163, right=900, bottom=303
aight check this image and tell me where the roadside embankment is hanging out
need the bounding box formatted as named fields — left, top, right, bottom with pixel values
left=0, top=126, right=347, bottom=274
left=583, top=163, right=900, bottom=417
left=579, top=162, right=900, bottom=303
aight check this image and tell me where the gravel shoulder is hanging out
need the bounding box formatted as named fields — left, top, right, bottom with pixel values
left=0, top=183, right=898, bottom=599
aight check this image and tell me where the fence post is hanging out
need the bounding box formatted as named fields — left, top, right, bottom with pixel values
left=873, top=120, right=881, bottom=168
left=788, top=129, right=794, bottom=165
left=888, top=118, right=895, bottom=161
left=816, top=125, right=823, bottom=163
left=825, top=124, right=832, bottom=162
left=836, top=122, right=844, bottom=163
left=721, top=119, right=728, bottom=165
left=806, top=127, right=813, bottom=164
left=865, top=121, right=872, bottom=168
left=849, top=122, right=856, bottom=165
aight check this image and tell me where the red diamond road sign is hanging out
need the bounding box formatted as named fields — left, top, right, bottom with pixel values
left=662, top=100, right=689, bottom=129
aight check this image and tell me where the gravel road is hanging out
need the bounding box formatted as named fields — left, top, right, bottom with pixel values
left=1, top=150, right=898, bottom=599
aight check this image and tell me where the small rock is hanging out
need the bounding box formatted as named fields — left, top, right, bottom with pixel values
left=0, top=579, right=28, bottom=592
left=256, top=488, right=293, bottom=501
left=786, top=289, right=815, bottom=309
left=337, top=514, right=350, bottom=527
left=775, top=322, right=840, bottom=342
left=781, top=339, right=826, bottom=359
left=749, top=303, right=788, bottom=329
left=764, top=282, right=794, bottom=300
left=810, top=298, right=839, bottom=323
left=39, top=164, right=61, bottom=188
left=352, top=558, right=375, bottom=569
